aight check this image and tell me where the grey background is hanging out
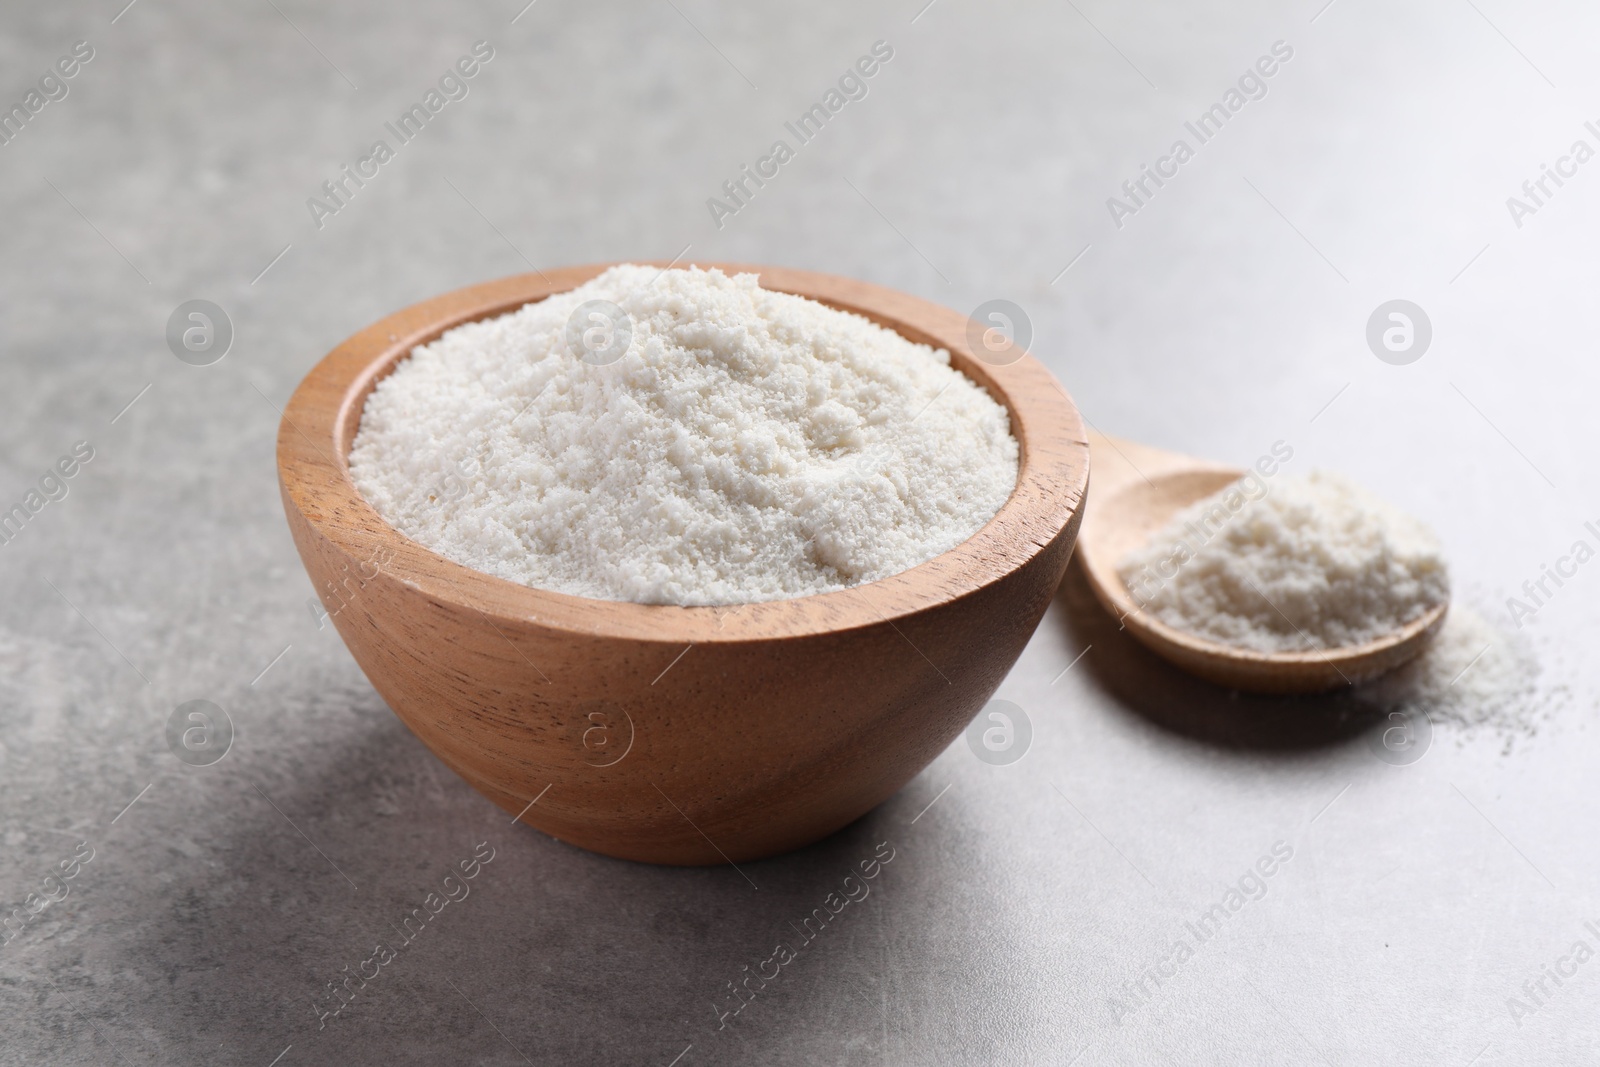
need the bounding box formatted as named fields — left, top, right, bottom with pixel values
left=2, top=0, right=1596, bottom=1063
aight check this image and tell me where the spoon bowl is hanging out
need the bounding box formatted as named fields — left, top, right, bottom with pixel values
left=276, top=262, right=1090, bottom=865
left=1076, top=431, right=1448, bottom=694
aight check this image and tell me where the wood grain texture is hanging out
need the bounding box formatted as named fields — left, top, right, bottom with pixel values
left=1076, top=430, right=1447, bottom=695
left=276, top=263, right=1090, bottom=864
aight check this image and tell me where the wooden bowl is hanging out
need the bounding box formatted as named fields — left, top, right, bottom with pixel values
left=276, top=263, right=1089, bottom=865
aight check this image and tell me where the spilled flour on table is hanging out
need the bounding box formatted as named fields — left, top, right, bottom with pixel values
left=1356, top=605, right=1564, bottom=751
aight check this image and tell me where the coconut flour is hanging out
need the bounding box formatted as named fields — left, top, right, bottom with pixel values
left=1115, top=468, right=1559, bottom=743
left=1118, top=470, right=1450, bottom=653
left=348, top=265, right=1019, bottom=605
left=1356, top=604, right=1545, bottom=743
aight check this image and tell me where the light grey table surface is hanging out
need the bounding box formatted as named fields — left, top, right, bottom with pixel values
left=3, top=1, right=1598, bottom=1064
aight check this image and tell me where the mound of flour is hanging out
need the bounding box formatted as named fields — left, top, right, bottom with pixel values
left=348, top=265, right=1018, bottom=605
left=1118, top=471, right=1449, bottom=652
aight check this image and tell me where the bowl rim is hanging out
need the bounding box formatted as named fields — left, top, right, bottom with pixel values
left=276, top=261, right=1090, bottom=644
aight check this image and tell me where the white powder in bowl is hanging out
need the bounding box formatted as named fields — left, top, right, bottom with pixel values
left=1117, top=471, right=1449, bottom=652
left=348, top=265, right=1019, bottom=605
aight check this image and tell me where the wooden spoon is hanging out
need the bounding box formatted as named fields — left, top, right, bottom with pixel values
left=1076, top=430, right=1448, bottom=694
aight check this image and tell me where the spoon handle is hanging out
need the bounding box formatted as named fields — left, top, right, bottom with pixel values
left=1083, top=430, right=1236, bottom=504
